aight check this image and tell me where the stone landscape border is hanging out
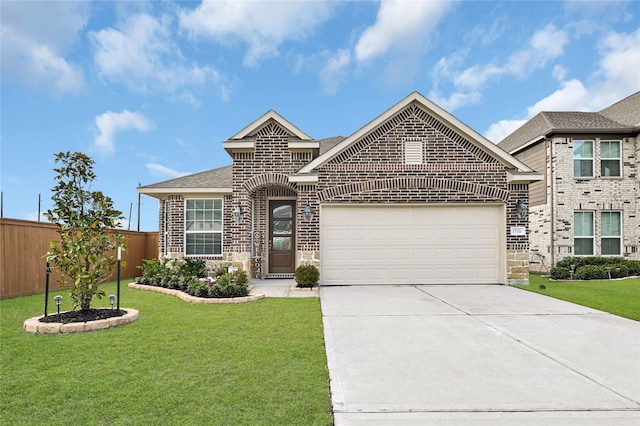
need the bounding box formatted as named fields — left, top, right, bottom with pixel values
left=24, top=309, right=139, bottom=334
left=128, top=282, right=266, bottom=304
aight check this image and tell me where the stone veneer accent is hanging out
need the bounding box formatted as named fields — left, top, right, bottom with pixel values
left=24, top=309, right=139, bottom=334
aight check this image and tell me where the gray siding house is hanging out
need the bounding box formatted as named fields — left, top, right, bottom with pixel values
left=499, top=92, right=640, bottom=272
left=139, top=92, right=541, bottom=285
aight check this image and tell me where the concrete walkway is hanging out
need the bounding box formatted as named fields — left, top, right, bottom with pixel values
left=321, top=285, right=640, bottom=426
left=249, top=279, right=318, bottom=298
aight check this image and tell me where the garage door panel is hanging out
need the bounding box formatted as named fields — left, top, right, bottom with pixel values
left=321, top=205, right=504, bottom=285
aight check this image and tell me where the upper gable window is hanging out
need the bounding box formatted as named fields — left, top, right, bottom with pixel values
left=601, top=140, right=621, bottom=177
left=404, top=139, right=423, bottom=164
left=573, top=140, right=594, bottom=178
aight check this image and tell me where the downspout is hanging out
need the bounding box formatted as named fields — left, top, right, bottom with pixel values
left=549, top=139, right=555, bottom=268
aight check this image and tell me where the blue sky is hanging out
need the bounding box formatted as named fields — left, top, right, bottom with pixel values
left=1, top=1, right=639, bottom=231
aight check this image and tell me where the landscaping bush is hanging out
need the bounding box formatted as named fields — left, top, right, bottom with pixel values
left=137, top=259, right=250, bottom=298
left=628, top=260, right=640, bottom=276
left=550, top=257, right=639, bottom=280
left=549, top=266, right=571, bottom=280
left=295, top=264, right=319, bottom=288
left=575, top=265, right=608, bottom=280
left=177, top=258, right=206, bottom=278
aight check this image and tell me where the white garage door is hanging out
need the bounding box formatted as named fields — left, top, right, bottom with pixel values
left=321, top=205, right=504, bottom=285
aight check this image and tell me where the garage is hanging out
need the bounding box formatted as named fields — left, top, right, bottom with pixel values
left=320, top=204, right=505, bottom=285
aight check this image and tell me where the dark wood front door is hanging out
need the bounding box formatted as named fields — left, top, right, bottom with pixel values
left=269, top=200, right=296, bottom=274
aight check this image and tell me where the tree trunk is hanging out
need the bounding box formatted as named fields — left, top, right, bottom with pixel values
left=80, top=294, right=92, bottom=311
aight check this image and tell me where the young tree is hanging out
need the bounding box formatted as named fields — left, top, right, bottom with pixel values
left=46, top=151, right=126, bottom=311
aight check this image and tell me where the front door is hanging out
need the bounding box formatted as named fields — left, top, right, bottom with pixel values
left=269, top=200, right=296, bottom=274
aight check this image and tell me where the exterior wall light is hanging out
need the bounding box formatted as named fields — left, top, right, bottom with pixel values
left=53, top=295, right=63, bottom=315
left=303, top=203, right=314, bottom=222
left=233, top=202, right=244, bottom=224
left=516, top=200, right=528, bottom=220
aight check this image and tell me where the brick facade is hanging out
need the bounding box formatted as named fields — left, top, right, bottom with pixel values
left=523, top=135, right=639, bottom=271
left=144, top=93, right=538, bottom=284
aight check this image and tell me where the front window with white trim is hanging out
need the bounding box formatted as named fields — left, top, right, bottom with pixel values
left=573, top=140, right=594, bottom=178
left=185, top=199, right=223, bottom=256
left=574, top=211, right=594, bottom=256
left=601, top=211, right=622, bottom=255
left=600, top=140, right=621, bottom=177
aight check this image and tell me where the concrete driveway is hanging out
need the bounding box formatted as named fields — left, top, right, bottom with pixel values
left=320, top=285, right=640, bottom=425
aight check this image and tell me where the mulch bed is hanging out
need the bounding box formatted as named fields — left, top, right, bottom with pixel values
left=40, top=309, right=126, bottom=324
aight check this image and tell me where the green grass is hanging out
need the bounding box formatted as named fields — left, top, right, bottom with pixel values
left=515, top=274, right=640, bottom=321
left=1, top=280, right=333, bottom=425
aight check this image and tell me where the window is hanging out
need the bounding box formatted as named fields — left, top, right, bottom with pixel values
left=601, top=140, right=621, bottom=177
left=601, top=211, right=621, bottom=255
left=185, top=199, right=223, bottom=255
left=573, top=140, right=594, bottom=177
left=574, top=211, right=594, bottom=255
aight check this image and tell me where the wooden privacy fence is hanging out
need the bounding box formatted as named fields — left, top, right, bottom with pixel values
left=0, top=218, right=159, bottom=299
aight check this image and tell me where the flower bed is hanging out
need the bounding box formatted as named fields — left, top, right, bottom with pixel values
left=24, top=309, right=139, bottom=334
left=136, top=258, right=251, bottom=298
left=129, top=283, right=264, bottom=304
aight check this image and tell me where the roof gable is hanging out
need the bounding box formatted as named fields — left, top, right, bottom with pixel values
left=299, top=91, right=534, bottom=174
left=230, top=110, right=311, bottom=140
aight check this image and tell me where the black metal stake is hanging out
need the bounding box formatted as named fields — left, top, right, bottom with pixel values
left=44, top=260, right=51, bottom=317
left=117, top=258, right=121, bottom=311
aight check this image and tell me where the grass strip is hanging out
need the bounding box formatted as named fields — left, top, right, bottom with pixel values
left=515, top=274, right=640, bottom=321
left=1, top=280, right=333, bottom=425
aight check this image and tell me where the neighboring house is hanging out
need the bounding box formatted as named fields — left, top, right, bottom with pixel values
left=138, top=92, right=541, bottom=285
left=498, top=91, right=640, bottom=272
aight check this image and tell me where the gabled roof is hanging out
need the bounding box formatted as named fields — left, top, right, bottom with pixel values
left=229, top=110, right=312, bottom=140
left=298, top=91, right=538, bottom=180
left=138, top=165, right=232, bottom=198
left=599, top=91, right=640, bottom=127
left=499, top=91, right=640, bottom=154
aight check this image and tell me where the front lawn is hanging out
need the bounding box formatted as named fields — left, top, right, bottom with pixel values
left=0, top=280, right=333, bottom=425
left=515, top=274, right=640, bottom=321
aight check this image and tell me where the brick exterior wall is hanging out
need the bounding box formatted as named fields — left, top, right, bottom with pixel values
left=159, top=102, right=533, bottom=283
left=520, top=135, right=639, bottom=271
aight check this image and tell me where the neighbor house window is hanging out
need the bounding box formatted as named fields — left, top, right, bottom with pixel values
left=600, top=140, right=621, bottom=177
left=601, top=211, right=622, bottom=255
left=185, top=199, right=223, bottom=255
left=573, top=140, right=594, bottom=177
left=574, top=211, right=594, bottom=256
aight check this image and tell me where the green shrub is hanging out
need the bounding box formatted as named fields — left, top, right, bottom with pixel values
left=575, top=265, right=608, bottom=280
left=628, top=260, right=640, bottom=276
left=212, top=263, right=232, bottom=278
left=295, top=264, right=319, bottom=288
left=178, top=258, right=206, bottom=278
left=187, top=279, right=208, bottom=298
left=206, top=272, right=250, bottom=298
left=550, top=266, right=571, bottom=280
left=610, top=264, right=629, bottom=279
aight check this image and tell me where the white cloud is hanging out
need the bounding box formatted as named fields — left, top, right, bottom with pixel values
left=485, top=28, right=640, bottom=143
left=179, top=0, right=333, bottom=67
left=319, top=49, right=351, bottom=95
left=145, top=163, right=191, bottom=178
left=94, top=110, right=154, bottom=154
left=484, top=119, right=528, bottom=144
left=428, top=90, right=482, bottom=112
left=454, top=24, right=569, bottom=91
left=355, top=0, right=451, bottom=62
left=0, top=1, right=88, bottom=94
left=90, top=13, right=226, bottom=101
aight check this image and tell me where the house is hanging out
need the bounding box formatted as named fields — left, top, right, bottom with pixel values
left=138, top=92, right=542, bottom=285
left=498, top=91, right=640, bottom=272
